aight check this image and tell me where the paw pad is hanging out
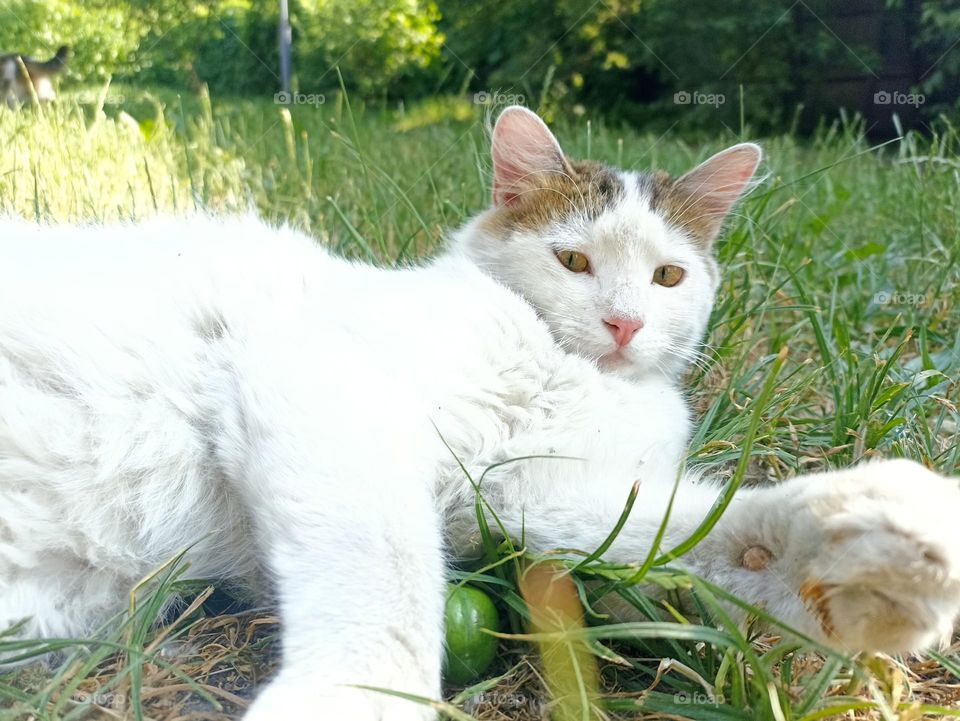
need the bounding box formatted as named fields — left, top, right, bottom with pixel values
left=741, top=544, right=773, bottom=571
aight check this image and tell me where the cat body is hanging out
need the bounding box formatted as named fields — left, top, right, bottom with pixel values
left=3, top=214, right=960, bottom=720
left=2, top=108, right=960, bottom=720
left=0, top=214, right=694, bottom=711
left=0, top=45, right=69, bottom=107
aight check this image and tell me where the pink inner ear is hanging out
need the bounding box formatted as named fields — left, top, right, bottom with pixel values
left=491, top=106, right=565, bottom=206
left=677, top=144, right=761, bottom=213
left=674, top=143, right=762, bottom=239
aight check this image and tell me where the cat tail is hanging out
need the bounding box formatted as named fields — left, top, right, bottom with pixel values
left=29, top=46, right=70, bottom=74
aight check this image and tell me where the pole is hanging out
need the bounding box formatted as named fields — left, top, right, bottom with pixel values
left=279, top=0, right=293, bottom=95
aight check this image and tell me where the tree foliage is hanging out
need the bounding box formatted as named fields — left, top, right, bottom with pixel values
left=0, top=0, right=955, bottom=131
left=0, top=0, right=443, bottom=96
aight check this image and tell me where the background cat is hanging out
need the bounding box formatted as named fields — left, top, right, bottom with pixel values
left=0, top=45, right=69, bottom=107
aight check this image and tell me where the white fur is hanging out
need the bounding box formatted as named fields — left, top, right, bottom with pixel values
left=2, top=209, right=960, bottom=721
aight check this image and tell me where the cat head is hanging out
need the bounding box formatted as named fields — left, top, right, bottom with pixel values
left=456, top=105, right=761, bottom=382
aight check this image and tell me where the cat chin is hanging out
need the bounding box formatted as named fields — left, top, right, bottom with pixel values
left=597, top=349, right=649, bottom=379
left=597, top=350, right=685, bottom=383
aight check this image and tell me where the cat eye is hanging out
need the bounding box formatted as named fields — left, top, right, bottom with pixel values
left=653, top=265, right=684, bottom=287
left=556, top=250, right=590, bottom=273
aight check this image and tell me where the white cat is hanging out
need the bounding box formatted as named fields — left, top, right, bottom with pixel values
left=1, top=107, right=959, bottom=721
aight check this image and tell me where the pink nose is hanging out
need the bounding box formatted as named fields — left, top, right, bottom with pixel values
left=604, top=317, right=643, bottom=347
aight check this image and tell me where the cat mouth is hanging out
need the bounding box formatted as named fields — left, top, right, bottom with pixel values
left=599, top=350, right=627, bottom=367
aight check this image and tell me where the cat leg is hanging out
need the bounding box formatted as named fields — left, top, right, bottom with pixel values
left=459, top=459, right=960, bottom=654
left=0, top=487, right=129, bottom=666
left=223, top=333, right=450, bottom=720
left=0, top=558, right=130, bottom=667
left=239, top=462, right=445, bottom=721
left=682, top=459, right=960, bottom=653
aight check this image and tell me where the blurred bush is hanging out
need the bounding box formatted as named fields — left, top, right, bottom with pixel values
left=0, top=0, right=955, bottom=132
left=917, top=0, right=960, bottom=117
left=132, top=1, right=281, bottom=94
left=437, top=0, right=948, bottom=133
left=0, top=0, right=443, bottom=98
left=295, top=0, right=443, bottom=96
left=0, top=0, right=141, bottom=82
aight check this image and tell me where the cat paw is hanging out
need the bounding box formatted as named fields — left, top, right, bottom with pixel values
left=732, top=460, right=960, bottom=654
left=790, top=460, right=960, bottom=652
left=244, top=675, right=437, bottom=721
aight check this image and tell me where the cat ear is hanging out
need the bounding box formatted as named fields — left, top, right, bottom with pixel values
left=491, top=106, right=566, bottom=207
left=671, top=143, right=762, bottom=244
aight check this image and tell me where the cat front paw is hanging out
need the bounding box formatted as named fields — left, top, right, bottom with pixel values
left=781, top=459, right=960, bottom=653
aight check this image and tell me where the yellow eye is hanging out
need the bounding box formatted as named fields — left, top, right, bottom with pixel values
left=653, top=265, right=684, bottom=287
left=556, top=250, right=590, bottom=273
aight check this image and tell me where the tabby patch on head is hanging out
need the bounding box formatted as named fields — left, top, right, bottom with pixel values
left=457, top=105, right=761, bottom=382
left=489, top=157, right=625, bottom=233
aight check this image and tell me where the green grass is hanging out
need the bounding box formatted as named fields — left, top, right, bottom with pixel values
left=1, top=86, right=959, bottom=720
